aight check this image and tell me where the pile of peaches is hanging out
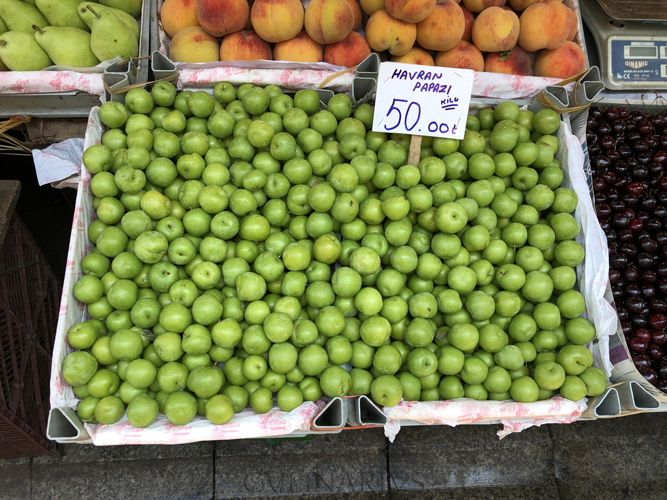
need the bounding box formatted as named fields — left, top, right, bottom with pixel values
left=161, top=0, right=586, bottom=78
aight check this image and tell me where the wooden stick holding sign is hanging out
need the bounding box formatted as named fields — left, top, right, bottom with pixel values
left=407, top=135, right=422, bottom=167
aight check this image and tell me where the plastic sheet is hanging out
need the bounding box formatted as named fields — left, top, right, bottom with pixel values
left=32, top=138, right=84, bottom=186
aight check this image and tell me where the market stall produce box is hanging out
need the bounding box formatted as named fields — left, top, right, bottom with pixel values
left=575, top=95, right=667, bottom=413
left=151, top=0, right=589, bottom=100
left=0, top=0, right=151, bottom=118
left=48, top=75, right=615, bottom=445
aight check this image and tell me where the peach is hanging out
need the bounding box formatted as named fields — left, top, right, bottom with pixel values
left=251, top=0, right=304, bottom=43
left=305, top=0, right=355, bottom=44
left=324, top=31, right=371, bottom=67
left=365, top=9, right=416, bottom=56
left=197, top=0, right=249, bottom=37
left=274, top=31, right=323, bottom=62
left=360, top=0, right=385, bottom=15
left=460, top=5, right=474, bottom=42
left=566, top=7, right=578, bottom=40
left=416, top=0, right=464, bottom=51
left=345, top=0, right=364, bottom=30
left=508, top=0, right=556, bottom=11
left=534, top=41, right=586, bottom=79
left=462, top=0, right=505, bottom=13
left=385, top=0, right=436, bottom=23
left=219, top=30, right=272, bottom=61
left=161, top=0, right=200, bottom=38
left=518, top=1, right=573, bottom=52
left=484, top=45, right=531, bottom=75
left=169, top=26, right=219, bottom=63
left=245, top=0, right=254, bottom=29
left=471, top=6, right=519, bottom=52
left=391, top=46, right=434, bottom=65
left=435, top=40, right=483, bottom=71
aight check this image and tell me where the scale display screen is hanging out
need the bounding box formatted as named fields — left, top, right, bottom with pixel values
left=611, top=39, right=667, bottom=83
left=625, top=45, right=658, bottom=59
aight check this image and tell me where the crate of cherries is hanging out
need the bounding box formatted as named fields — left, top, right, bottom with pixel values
left=588, top=105, right=667, bottom=392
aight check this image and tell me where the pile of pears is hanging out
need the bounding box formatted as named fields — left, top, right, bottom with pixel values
left=0, top=0, right=141, bottom=72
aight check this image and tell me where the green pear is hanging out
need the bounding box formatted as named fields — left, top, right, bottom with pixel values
left=88, top=5, right=138, bottom=62
left=36, top=0, right=90, bottom=31
left=0, top=31, right=53, bottom=71
left=0, top=17, right=7, bottom=70
left=22, top=0, right=38, bottom=5
left=33, top=25, right=100, bottom=67
left=98, top=0, right=141, bottom=17
left=0, top=0, right=49, bottom=33
left=78, top=1, right=139, bottom=40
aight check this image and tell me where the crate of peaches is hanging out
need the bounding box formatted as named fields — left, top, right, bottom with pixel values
left=158, top=0, right=587, bottom=80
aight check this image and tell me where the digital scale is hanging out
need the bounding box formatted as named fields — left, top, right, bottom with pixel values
left=581, top=0, right=667, bottom=90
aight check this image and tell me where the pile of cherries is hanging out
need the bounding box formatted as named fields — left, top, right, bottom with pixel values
left=588, top=105, right=667, bottom=391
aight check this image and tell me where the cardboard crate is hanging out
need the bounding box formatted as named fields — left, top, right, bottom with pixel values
left=48, top=83, right=615, bottom=445
left=47, top=109, right=323, bottom=445
left=0, top=0, right=151, bottom=119
left=150, top=0, right=588, bottom=102
left=571, top=93, right=667, bottom=414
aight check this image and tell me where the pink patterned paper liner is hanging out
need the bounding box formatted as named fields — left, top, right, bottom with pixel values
left=0, top=71, right=105, bottom=95
left=179, top=67, right=355, bottom=93
left=382, top=397, right=588, bottom=441
left=176, top=67, right=572, bottom=100
left=471, top=72, right=573, bottom=100
left=50, top=108, right=103, bottom=410
left=85, top=401, right=326, bottom=446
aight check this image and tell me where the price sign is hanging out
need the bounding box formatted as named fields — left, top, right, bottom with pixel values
left=372, top=62, right=474, bottom=140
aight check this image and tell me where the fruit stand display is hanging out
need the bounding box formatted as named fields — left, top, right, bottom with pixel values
left=153, top=0, right=588, bottom=95
left=586, top=100, right=667, bottom=411
left=44, top=73, right=617, bottom=445
left=0, top=0, right=150, bottom=118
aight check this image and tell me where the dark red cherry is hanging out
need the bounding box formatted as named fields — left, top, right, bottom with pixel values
left=635, top=328, right=652, bottom=343
left=641, top=284, right=657, bottom=299
left=643, top=369, right=658, bottom=385
left=629, top=219, right=644, bottom=232
left=649, top=314, right=667, bottom=330
left=605, top=108, right=620, bottom=121
left=651, top=330, right=667, bottom=346
left=633, top=353, right=652, bottom=373
left=619, top=229, right=635, bottom=242
left=632, top=315, right=648, bottom=329
left=629, top=337, right=649, bottom=352
left=647, top=344, right=665, bottom=360
left=596, top=203, right=612, bottom=219
left=626, top=297, right=646, bottom=313
left=653, top=150, right=667, bottom=164
left=650, top=300, right=667, bottom=313
left=626, top=182, right=645, bottom=196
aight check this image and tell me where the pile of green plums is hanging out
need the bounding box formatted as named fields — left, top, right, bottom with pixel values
left=62, top=80, right=606, bottom=430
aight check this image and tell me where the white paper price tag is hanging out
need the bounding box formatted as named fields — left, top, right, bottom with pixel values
left=372, top=62, right=474, bottom=140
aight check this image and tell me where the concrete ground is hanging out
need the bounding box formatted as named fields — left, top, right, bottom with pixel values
left=2, top=413, right=667, bottom=500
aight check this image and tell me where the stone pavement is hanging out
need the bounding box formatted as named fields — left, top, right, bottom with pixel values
left=3, top=412, right=667, bottom=500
